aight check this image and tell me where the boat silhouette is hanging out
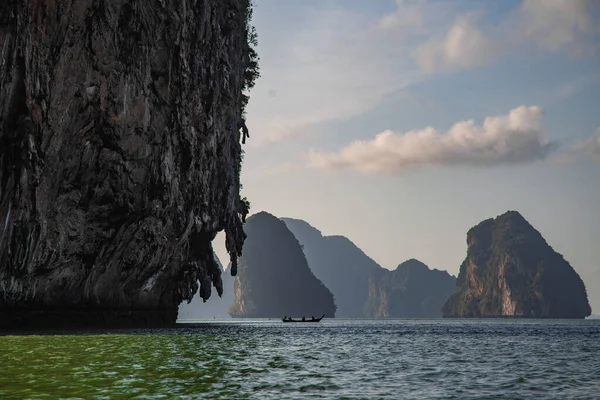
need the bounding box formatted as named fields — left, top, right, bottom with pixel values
left=281, top=314, right=324, bottom=323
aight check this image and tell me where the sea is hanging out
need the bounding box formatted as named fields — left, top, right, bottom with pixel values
left=1, top=319, right=599, bottom=399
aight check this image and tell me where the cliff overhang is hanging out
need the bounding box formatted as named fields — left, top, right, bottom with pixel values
left=0, top=0, right=257, bottom=329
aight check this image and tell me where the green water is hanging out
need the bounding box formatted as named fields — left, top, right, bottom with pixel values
left=1, top=334, right=250, bottom=399
left=1, top=319, right=599, bottom=399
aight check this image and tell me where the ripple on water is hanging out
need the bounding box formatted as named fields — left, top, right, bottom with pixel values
left=1, top=320, right=600, bottom=399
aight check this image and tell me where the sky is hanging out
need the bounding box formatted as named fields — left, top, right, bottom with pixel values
left=213, top=0, right=600, bottom=313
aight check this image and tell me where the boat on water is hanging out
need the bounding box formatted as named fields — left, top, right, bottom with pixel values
left=281, top=314, right=324, bottom=323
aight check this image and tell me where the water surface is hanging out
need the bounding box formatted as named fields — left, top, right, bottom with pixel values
left=1, top=319, right=599, bottom=399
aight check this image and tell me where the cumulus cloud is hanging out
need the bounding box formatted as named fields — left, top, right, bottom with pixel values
left=519, top=0, right=599, bottom=53
left=414, top=13, right=499, bottom=73
left=309, top=106, right=558, bottom=174
left=413, top=0, right=600, bottom=73
left=247, top=1, right=599, bottom=147
left=573, top=128, right=600, bottom=161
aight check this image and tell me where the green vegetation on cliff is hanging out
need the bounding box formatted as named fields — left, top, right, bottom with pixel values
left=443, top=211, right=591, bottom=318
left=229, top=212, right=336, bottom=318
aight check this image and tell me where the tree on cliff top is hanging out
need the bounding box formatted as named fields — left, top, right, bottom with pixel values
left=242, top=2, right=260, bottom=115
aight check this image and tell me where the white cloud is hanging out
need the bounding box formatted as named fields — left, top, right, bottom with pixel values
left=378, top=0, right=424, bottom=31
left=247, top=1, right=425, bottom=146
left=519, top=0, right=599, bottom=53
left=309, top=106, right=558, bottom=174
left=414, top=13, right=499, bottom=73
left=246, top=1, right=599, bottom=147
left=573, top=128, right=600, bottom=161
left=413, top=0, right=599, bottom=73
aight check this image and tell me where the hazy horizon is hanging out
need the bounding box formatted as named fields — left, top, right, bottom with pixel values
left=211, top=0, right=599, bottom=314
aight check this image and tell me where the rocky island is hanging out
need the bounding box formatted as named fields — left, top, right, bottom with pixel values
left=283, top=218, right=457, bottom=318
left=282, top=218, right=385, bottom=318
left=229, top=212, right=336, bottom=318
left=366, top=259, right=456, bottom=318
left=443, top=211, right=591, bottom=318
left=0, top=0, right=258, bottom=328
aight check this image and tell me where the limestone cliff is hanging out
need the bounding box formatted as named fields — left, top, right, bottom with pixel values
left=177, top=256, right=234, bottom=320
left=366, top=259, right=456, bottom=318
left=0, top=0, right=257, bottom=328
left=229, top=212, right=336, bottom=318
left=443, top=211, right=591, bottom=318
left=282, top=218, right=385, bottom=318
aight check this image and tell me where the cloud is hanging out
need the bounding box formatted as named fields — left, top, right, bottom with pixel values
left=309, top=106, right=558, bottom=174
left=378, top=0, right=424, bottom=31
left=246, top=2, right=423, bottom=146
left=573, top=128, right=600, bottom=161
left=247, top=1, right=599, bottom=147
left=519, top=0, right=599, bottom=53
left=413, top=0, right=600, bottom=73
left=414, top=13, right=499, bottom=73
left=248, top=0, right=468, bottom=146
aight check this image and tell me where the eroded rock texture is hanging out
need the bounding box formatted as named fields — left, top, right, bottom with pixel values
left=0, top=0, right=255, bottom=328
left=178, top=255, right=235, bottom=320
left=443, top=211, right=591, bottom=318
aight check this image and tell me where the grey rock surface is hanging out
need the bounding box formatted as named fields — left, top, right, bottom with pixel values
left=443, top=211, right=591, bottom=318
left=0, top=0, right=255, bottom=328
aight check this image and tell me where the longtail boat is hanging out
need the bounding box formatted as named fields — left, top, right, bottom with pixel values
left=281, top=314, right=324, bottom=323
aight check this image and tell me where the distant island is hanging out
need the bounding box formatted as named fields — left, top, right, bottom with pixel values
left=443, top=211, right=591, bottom=318
left=182, top=210, right=592, bottom=320
left=283, top=218, right=456, bottom=318
left=282, top=218, right=385, bottom=318
left=366, top=259, right=456, bottom=318
left=228, top=212, right=336, bottom=318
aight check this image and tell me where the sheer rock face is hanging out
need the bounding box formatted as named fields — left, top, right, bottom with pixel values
left=229, top=212, right=336, bottom=318
left=178, top=256, right=235, bottom=320
left=282, top=218, right=385, bottom=318
left=443, top=211, right=591, bottom=318
left=282, top=218, right=455, bottom=318
left=366, top=259, right=456, bottom=318
left=0, top=0, right=252, bottom=328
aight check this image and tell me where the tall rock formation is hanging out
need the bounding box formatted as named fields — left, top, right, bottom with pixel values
left=282, top=218, right=385, bottom=317
left=229, top=212, right=336, bottom=318
left=443, top=211, right=591, bottom=318
left=0, top=0, right=258, bottom=328
left=366, top=259, right=456, bottom=318
left=178, top=255, right=234, bottom=320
